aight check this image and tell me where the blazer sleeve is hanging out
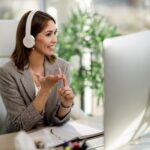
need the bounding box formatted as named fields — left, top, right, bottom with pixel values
left=50, top=62, right=71, bottom=125
left=0, top=67, right=43, bottom=133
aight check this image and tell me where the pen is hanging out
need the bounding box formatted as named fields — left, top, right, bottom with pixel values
left=65, top=145, right=72, bottom=150
left=63, top=141, right=69, bottom=148
left=63, top=141, right=72, bottom=150
left=80, top=140, right=88, bottom=150
left=72, top=141, right=80, bottom=150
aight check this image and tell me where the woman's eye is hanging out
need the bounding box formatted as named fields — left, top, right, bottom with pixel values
left=45, top=31, right=57, bottom=37
left=54, top=31, right=58, bottom=35
left=46, top=33, right=52, bottom=36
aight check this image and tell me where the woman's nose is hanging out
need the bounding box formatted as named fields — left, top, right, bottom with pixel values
left=52, top=34, right=57, bottom=43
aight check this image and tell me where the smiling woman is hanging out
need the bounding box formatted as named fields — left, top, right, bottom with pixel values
left=33, top=20, right=58, bottom=57
left=0, top=10, right=74, bottom=133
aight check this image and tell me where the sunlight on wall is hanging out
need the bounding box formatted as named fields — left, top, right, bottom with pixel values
left=75, top=0, right=93, bottom=10
left=47, top=6, right=58, bottom=25
left=84, top=86, right=92, bottom=114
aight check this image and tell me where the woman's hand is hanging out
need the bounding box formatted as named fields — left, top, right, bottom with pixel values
left=58, top=74, right=74, bottom=107
left=32, top=73, right=64, bottom=113
left=35, top=73, right=63, bottom=91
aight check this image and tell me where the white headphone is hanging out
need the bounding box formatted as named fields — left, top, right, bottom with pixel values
left=23, top=10, right=37, bottom=48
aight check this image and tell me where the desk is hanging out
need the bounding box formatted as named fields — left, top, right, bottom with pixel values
left=0, top=116, right=103, bottom=150
left=0, top=132, right=16, bottom=150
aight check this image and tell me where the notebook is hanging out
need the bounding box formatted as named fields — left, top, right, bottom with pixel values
left=29, top=121, right=103, bottom=148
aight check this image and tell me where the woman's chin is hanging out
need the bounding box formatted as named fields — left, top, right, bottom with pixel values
left=46, top=52, right=54, bottom=57
left=46, top=50, right=54, bottom=56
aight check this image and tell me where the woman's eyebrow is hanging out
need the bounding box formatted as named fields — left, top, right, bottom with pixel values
left=44, top=29, right=57, bottom=33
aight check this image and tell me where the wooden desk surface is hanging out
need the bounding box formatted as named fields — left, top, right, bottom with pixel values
left=0, top=132, right=16, bottom=150
left=0, top=116, right=103, bottom=150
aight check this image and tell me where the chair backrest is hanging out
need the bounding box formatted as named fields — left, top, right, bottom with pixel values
left=0, top=20, right=18, bottom=133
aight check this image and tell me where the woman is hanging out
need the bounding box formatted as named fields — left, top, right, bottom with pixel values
left=0, top=10, right=74, bottom=133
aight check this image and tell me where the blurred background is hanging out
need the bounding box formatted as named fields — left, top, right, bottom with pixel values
left=0, top=0, right=150, bottom=117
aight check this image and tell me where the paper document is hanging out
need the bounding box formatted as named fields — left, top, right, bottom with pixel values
left=29, top=121, right=103, bottom=148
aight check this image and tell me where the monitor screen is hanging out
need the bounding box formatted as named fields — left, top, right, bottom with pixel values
left=103, top=30, right=150, bottom=150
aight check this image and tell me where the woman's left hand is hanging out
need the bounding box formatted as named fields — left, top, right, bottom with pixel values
left=58, top=74, right=74, bottom=107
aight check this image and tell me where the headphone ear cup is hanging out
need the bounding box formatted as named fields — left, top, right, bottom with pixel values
left=23, top=10, right=37, bottom=48
left=23, top=35, right=35, bottom=48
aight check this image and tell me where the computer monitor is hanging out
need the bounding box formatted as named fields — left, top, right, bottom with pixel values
left=103, top=30, right=150, bottom=150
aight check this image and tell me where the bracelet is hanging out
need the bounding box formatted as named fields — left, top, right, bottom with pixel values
left=60, top=102, right=74, bottom=108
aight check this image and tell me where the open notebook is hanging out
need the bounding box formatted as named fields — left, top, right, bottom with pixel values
left=29, top=121, right=103, bottom=148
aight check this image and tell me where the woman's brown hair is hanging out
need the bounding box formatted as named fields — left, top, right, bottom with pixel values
left=11, top=10, right=56, bottom=70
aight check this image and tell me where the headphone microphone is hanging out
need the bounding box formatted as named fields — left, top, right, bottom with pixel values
left=23, top=10, right=37, bottom=48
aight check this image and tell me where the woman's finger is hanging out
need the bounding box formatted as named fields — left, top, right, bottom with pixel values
left=62, top=74, right=68, bottom=87
left=65, top=94, right=74, bottom=100
left=58, top=88, right=74, bottom=100
left=59, top=87, right=71, bottom=95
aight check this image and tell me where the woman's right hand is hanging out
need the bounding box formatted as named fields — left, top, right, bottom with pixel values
left=35, top=74, right=63, bottom=91
left=32, top=73, right=63, bottom=113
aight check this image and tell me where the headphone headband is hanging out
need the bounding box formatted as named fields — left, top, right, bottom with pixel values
left=23, top=10, right=37, bottom=48
left=25, top=10, right=37, bottom=36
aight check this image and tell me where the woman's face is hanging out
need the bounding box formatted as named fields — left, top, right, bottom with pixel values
left=34, top=20, right=57, bottom=56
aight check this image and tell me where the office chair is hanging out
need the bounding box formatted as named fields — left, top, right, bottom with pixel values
left=0, top=20, right=18, bottom=133
left=0, top=20, right=87, bottom=134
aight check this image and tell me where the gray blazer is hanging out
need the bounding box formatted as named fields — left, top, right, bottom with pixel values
left=0, top=57, right=71, bottom=133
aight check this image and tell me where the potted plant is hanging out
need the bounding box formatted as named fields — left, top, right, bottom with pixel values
left=56, top=8, right=119, bottom=110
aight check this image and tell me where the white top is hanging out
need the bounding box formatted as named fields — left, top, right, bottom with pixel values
left=33, top=82, right=44, bottom=127
left=34, top=82, right=41, bottom=96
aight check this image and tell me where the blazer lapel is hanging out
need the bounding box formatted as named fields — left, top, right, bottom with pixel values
left=19, top=59, right=59, bottom=101
left=20, top=68, right=35, bottom=101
